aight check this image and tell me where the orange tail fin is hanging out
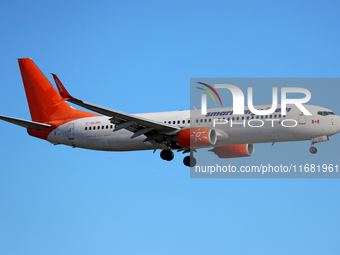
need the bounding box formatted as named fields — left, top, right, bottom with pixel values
left=18, top=58, right=98, bottom=123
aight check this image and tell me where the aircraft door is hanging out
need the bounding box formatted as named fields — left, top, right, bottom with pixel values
left=298, top=111, right=306, bottom=124
left=67, top=123, right=74, bottom=140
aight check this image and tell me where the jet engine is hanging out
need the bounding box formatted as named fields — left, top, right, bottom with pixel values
left=210, top=144, right=254, bottom=158
left=176, top=127, right=217, bottom=148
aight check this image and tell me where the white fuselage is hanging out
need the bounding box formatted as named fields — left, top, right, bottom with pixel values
left=47, top=104, right=340, bottom=151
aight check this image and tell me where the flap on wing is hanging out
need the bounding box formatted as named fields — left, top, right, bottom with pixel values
left=71, top=99, right=180, bottom=133
left=52, top=74, right=180, bottom=136
left=0, top=115, right=51, bottom=129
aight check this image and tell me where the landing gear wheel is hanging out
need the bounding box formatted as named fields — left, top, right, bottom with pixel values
left=309, top=147, right=317, bottom=154
left=183, top=156, right=197, bottom=167
left=160, top=150, right=174, bottom=161
left=183, top=156, right=190, bottom=167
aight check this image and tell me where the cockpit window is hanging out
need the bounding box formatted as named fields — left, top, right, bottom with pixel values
left=317, top=111, right=335, bottom=116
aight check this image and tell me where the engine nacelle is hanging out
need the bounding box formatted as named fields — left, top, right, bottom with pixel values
left=210, top=144, right=255, bottom=158
left=177, top=127, right=217, bottom=148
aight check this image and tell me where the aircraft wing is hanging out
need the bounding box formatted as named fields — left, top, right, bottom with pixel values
left=52, top=74, right=180, bottom=141
left=0, top=115, right=51, bottom=129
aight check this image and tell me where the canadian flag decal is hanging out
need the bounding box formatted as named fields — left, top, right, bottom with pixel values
left=312, top=120, right=320, bottom=124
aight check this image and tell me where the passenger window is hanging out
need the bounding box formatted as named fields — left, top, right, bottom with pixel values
left=110, top=125, right=113, bottom=129
left=247, top=116, right=249, bottom=120
left=93, top=126, right=96, bottom=130
left=183, top=120, right=185, bottom=124
left=188, top=120, right=191, bottom=123
left=89, top=127, right=92, bottom=130
left=168, top=121, right=171, bottom=124
left=209, top=119, right=211, bottom=122
left=256, top=116, right=259, bottom=119
left=102, top=126, right=104, bottom=129
left=106, top=125, right=109, bottom=129
left=177, top=120, right=180, bottom=124
left=85, top=127, right=87, bottom=131
left=261, top=115, right=263, bottom=119
left=270, top=115, right=272, bottom=118
left=237, top=117, right=239, bottom=120
left=173, top=121, right=175, bottom=124
left=205, top=119, right=207, bottom=122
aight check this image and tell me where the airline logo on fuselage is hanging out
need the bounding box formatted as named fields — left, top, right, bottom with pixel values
left=205, top=107, right=292, bottom=117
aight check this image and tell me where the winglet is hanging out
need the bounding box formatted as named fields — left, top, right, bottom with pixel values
left=51, top=73, right=74, bottom=100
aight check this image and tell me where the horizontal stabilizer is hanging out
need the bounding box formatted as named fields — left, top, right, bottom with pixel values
left=0, top=115, right=51, bottom=129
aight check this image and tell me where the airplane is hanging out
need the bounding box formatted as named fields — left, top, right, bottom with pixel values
left=1, top=58, right=340, bottom=167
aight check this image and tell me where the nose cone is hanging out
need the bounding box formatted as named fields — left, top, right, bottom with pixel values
left=335, top=116, right=340, bottom=134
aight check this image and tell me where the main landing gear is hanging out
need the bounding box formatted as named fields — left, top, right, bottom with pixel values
left=183, top=155, right=197, bottom=167
left=160, top=149, right=197, bottom=167
left=160, top=149, right=174, bottom=161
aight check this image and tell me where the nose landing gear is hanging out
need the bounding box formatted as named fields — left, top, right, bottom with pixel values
left=309, top=146, right=317, bottom=154
left=309, top=136, right=330, bottom=154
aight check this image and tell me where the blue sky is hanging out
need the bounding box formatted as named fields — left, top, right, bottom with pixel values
left=1, top=0, right=340, bottom=254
